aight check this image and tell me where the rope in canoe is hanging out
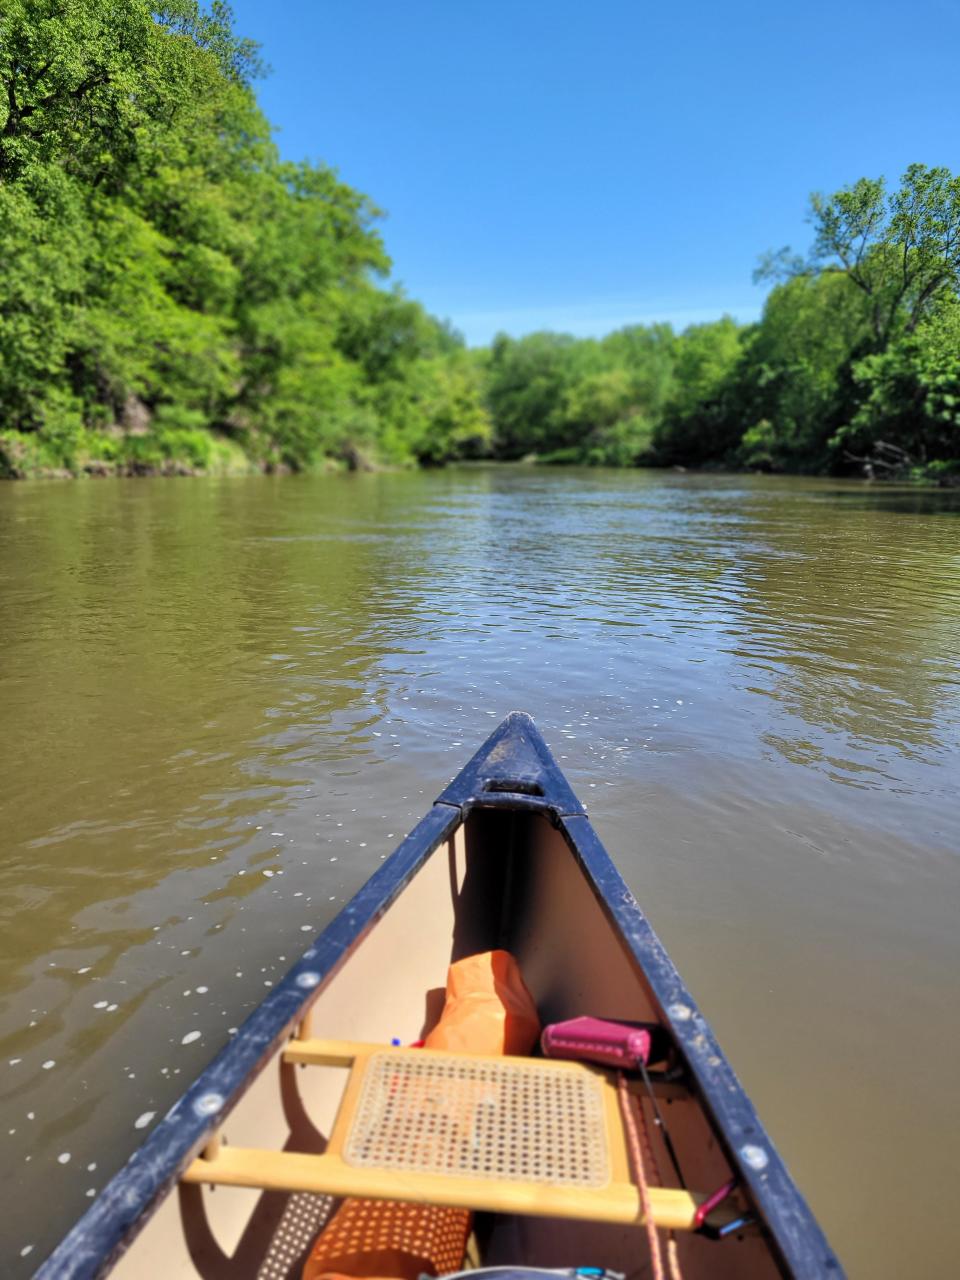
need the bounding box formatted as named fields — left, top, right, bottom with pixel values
left=666, top=1237, right=683, bottom=1280
left=617, top=1072, right=664, bottom=1280
left=617, top=1072, right=684, bottom=1280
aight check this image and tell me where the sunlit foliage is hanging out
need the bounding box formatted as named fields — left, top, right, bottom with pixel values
left=0, top=1, right=489, bottom=475
left=479, top=167, right=960, bottom=480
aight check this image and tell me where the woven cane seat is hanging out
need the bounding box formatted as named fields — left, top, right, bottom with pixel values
left=343, top=1050, right=609, bottom=1187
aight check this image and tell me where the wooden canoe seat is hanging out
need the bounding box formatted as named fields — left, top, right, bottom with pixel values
left=183, top=1039, right=722, bottom=1232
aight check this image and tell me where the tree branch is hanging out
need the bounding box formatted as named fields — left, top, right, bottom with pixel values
left=905, top=272, right=950, bottom=332
left=3, top=73, right=20, bottom=138
left=26, top=58, right=54, bottom=89
left=19, top=68, right=111, bottom=121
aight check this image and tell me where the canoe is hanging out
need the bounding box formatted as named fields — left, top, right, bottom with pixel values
left=37, top=713, right=842, bottom=1280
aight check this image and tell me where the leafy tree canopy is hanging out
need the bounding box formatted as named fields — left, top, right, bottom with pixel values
left=0, top=1, right=489, bottom=476
left=757, top=164, right=960, bottom=349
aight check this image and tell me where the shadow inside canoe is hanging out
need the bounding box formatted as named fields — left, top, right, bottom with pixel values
left=180, top=1061, right=334, bottom=1278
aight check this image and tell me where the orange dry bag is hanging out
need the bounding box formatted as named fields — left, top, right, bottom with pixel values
left=424, top=949, right=540, bottom=1056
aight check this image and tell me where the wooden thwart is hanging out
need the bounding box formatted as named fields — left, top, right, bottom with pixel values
left=182, top=1039, right=724, bottom=1232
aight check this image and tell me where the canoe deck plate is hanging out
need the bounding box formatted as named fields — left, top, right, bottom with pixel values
left=343, top=1050, right=609, bottom=1187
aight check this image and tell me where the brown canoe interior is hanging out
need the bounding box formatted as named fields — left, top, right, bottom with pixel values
left=109, top=808, right=781, bottom=1280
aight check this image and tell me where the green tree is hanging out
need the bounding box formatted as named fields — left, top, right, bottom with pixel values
left=735, top=273, right=873, bottom=470
left=759, top=164, right=960, bottom=350
left=745, top=165, right=960, bottom=475
left=601, top=322, right=676, bottom=420
left=651, top=318, right=745, bottom=465
left=836, top=297, right=960, bottom=477
left=0, top=1, right=261, bottom=186
left=484, top=332, right=601, bottom=458
left=554, top=368, right=652, bottom=465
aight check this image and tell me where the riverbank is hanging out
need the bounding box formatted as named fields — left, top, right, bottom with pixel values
left=0, top=428, right=384, bottom=481
left=4, top=428, right=956, bottom=488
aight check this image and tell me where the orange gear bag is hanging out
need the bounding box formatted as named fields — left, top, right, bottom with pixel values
left=424, top=948, right=541, bottom=1057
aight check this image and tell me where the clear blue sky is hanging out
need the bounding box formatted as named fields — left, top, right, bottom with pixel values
left=230, top=0, right=959, bottom=346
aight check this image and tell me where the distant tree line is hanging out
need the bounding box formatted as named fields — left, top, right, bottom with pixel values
left=1, top=4, right=957, bottom=481
left=479, top=163, right=960, bottom=482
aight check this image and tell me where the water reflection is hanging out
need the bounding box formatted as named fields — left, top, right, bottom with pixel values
left=724, top=490, right=959, bottom=774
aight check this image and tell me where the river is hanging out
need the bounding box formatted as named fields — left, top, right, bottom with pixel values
left=1, top=467, right=958, bottom=1277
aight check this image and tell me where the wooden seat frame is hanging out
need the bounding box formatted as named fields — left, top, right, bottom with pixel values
left=183, top=1040, right=727, bottom=1232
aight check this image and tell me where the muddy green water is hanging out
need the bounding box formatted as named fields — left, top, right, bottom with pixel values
left=1, top=468, right=958, bottom=1277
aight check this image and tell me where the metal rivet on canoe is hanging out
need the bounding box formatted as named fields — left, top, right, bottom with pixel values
left=296, top=972, right=321, bottom=989
left=193, top=1093, right=224, bottom=1119
left=740, top=1144, right=769, bottom=1171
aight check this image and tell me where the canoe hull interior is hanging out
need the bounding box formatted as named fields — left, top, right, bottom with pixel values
left=103, top=808, right=782, bottom=1280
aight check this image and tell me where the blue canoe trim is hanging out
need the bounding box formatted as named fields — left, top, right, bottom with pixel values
left=36, top=712, right=842, bottom=1280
